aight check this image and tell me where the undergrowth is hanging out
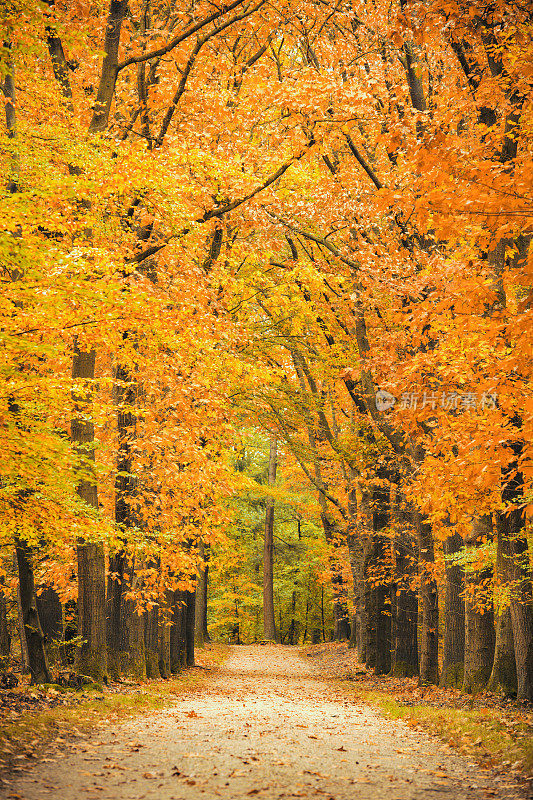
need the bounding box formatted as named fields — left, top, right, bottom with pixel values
left=358, top=688, right=533, bottom=777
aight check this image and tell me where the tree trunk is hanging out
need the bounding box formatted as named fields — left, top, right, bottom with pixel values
left=195, top=540, right=210, bottom=647
left=185, top=590, right=196, bottom=667
left=36, top=587, right=64, bottom=664
left=144, top=605, right=160, bottom=678
left=414, top=512, right=439, bottom=684
left=463, top=516, right=495, bottom=693
left=107, top=551, right=126, bottom=679
left=77, top=542, right=107, bottom=680
left=348, top=488, right=372, bottom=661
left=263, top=435, right=277, bottom=641
left=72, top=345, right=107, bottom=679
left=391, top=535, right=418, bottom=677
left=121, top=592, right=146, bottom=680
left=498, top=507, right=533, bottom=701
left=108, top=353, right=141, bottom=679
left=364, top=537, right=391, bottom=673
left=488, top=606, right=517, bottom=695
left=440, top=533, right=465, bottom=688
left=15, top=538, right=51, bottom=684
left=16, top=562, right=29, bottom=674
left=170, top=589, right=185, bottom=674
left=0, top=584, right=10, bottom=664
left=332, top=572, right=350, bottom=641
left=158, top=595, right=171, bottom=679
left=287, top=590, right=298, bottom=645
left=202, top=546, right=211, bottom=643
left=488, top=516, right=517, bottom=695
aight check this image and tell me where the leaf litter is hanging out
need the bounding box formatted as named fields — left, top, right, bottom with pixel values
left=4, top=645, right=530, bottom=800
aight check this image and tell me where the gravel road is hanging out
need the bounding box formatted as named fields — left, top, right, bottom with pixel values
left=4, top=645, right=519, bottom=799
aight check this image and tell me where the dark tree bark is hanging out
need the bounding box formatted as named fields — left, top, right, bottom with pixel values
left=72, top=346, right=107, bottom=680
left=463, top=516, right=495, bottom=693
left=170, top=589, right=186, bottom=674
left=287, top=589, right=299, bottom=645
left=332, top=572, right=350, bottom=641
left=158, top=595, right=171, bottom=678
left=488, top=607, right=517, bottom=696
left=0, top=584, right=10, bottom=663
left=413, top=512, right=439, bottom=685
left=36, top=587, right=63, bottom=664
left=372, top=484, right=392, bottom=674
left=488, top=516, right=518, bottom=695
left=347, top=488, right=372, bottom=661
left=15, top=539, right=51, bottom=684
left=185, top=590, right=196, bottom=667
left=108, top=353, right=146, bottom=680
left=440, top=533, right=465, bottom=688
left=195, top=540, right=211, bottom=646
left=498, top=507, right=533, bottom=701
left=263, top=436, right=277, bottom=641
left=144, top=605, right=160, bottom=678
left=391, top=532, right=418, bottom=678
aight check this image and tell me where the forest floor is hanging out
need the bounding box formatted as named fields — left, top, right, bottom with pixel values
left=2, top=644, right=531, bottom=800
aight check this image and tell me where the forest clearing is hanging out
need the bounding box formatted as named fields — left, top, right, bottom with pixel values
left=1, top=0, right=533, bottom=796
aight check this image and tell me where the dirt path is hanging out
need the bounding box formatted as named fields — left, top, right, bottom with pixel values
left=4, top=646, right=519, bottom=799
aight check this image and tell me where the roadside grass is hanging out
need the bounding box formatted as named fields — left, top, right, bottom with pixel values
left=0, top=643, right=229, bottom=776
left=355, top=687, right=533, bottom=777
left=302, top=643, right=533, bottom=784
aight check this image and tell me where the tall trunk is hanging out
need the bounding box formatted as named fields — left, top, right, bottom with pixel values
left=16, top=561, right=29, bottom=673
left=414, top=512, right=439, bottom=684
left=169, top=589, right=185, bottom=674
left=364, top=557, right=377, bottom=669
left=195, top=540, right=209, bottom=647
left=158, top=594, right=171, bottom=678
left=332, top=572, right=350, bottom=641
left=498, top=507, right=533, bottom=701
left=263, top=435, right=277, bottom=641
left=185, top=590, right=196, bottom=667
left=108, top=354, right=142, bottom=679
left=107, top=551, right=126, bottom=679
left=72, top=346, right=107, bottom=680
left=488, top=608, right=517, bottom=696
left=348, top=488, right=372, bottom=661
left=372, top=484, right=391, bottom=674
left=463, top=516, right=495, bottom=693
left=0, top=583, right=10, bottom=663
left=488, top=516, right=518, bottom=695
left=119, top=561, right=146, bottom=680
left=36, top=587, right=63, bottom=663
left=77, top=542, right=107, bottom=679
left=391, top=532, right=418, bottom=677
left=440, top=533, right=465, bottom=688
left=364, top=537, right=390, bottom=673
left=144, top=605, right=160, bottom=678
left=15, top=539, right=51, bottom=684
left=287, top=590, right=298, bottom=645
left=202, top=546, right=211, bottom=643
